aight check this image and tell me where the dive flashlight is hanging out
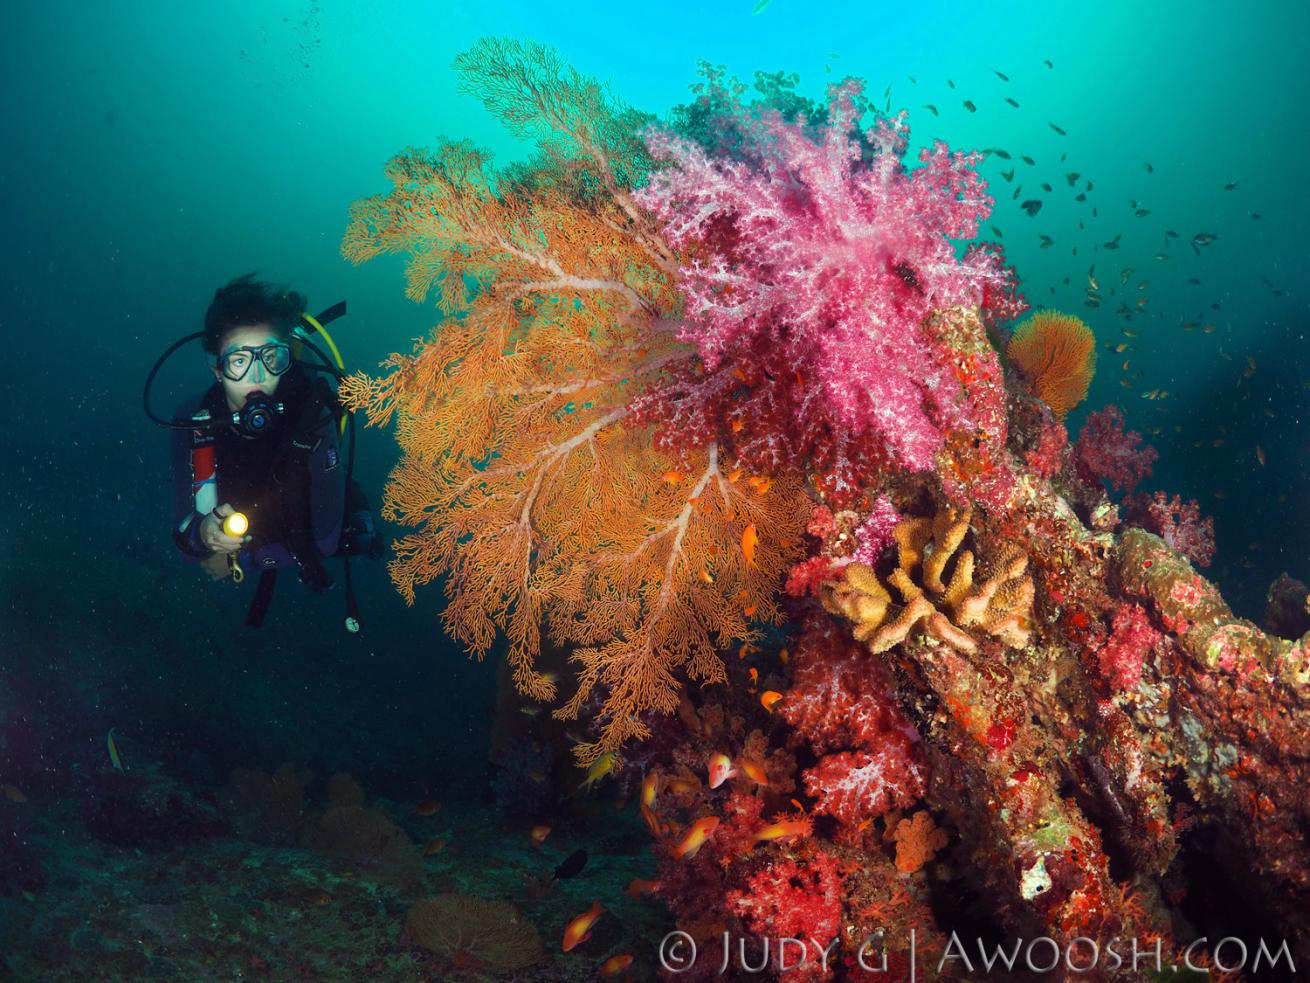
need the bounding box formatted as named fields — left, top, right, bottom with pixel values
left=222, top=512, right=249, bottom=537
left=221, top=511, right=249, bottom=584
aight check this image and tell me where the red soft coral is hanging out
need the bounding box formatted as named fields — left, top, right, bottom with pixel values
left=1074, top=405, right=1158, bottom=494
left=781, top=616, right=927, bottom=826
left=1097, top=604, right=1162, bottom=692
left=803, top=749, right=925, bottom=826
left=1123, top=491, right=1216, bottom=568
left=727, top=851, right=846, bottom=981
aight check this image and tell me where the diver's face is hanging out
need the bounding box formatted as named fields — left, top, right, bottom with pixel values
left=213, top=324, right=286, bottom=413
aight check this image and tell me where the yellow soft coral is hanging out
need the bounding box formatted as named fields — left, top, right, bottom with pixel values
left=821, top=504, right=1034, bottom=654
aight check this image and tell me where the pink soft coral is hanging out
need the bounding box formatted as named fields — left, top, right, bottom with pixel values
left=630, top=76, right=1019, bottom=504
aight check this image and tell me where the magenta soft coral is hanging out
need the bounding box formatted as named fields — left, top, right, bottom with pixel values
left=630, top=76, right=1019, bottom=504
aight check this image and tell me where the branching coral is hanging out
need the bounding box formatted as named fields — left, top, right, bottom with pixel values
left=819, top=502, right=1034, bottom=654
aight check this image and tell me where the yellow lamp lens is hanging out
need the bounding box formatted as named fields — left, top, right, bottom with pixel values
left=222, top=512, right=249, bottom=537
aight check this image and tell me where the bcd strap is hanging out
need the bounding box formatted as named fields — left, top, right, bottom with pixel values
left=244, top=569, right=279, bottom=628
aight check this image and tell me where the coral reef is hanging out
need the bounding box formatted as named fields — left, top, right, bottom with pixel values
left=344, top=39, right=1310, bottom=980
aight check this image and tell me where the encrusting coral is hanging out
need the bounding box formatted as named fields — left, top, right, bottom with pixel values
left=819, top=503, right=1034, bottom=654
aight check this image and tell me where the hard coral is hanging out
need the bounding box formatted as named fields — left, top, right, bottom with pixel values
left=820, top=503, right=1034, bottom=654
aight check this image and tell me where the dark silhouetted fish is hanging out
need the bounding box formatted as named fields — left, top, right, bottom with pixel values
left=1021, top=199, right=1043, bottom=216
left=1049, top=122, right=1066, bottom=135
left=1044, top=59, right=1053, bottom=68
left=994, top=69, right=1010, bottom=81
left=1066, top=172, right=1080, bottom=186
left=1144, top=162, right=1154, bottom=173
left=924, top=104, right=939, bottom=116
left=1041, top=182, right=1052, bottom=192
left=554, top=849, right=589, bottom=880
left=1005, top=97, right=1019, bottom=107
left=992, top=148, right=1012, bottom=159
left=963, top=100, right=976, bottom=112
left=1001, top=168, right=1015, bottom=182
left=1022, top=155, right=1035, bottom=166
left=1224, top=182, right=1238, bottom=190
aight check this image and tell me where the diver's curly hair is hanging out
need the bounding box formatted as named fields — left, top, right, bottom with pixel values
left=203, top=273, right=306, bottom=355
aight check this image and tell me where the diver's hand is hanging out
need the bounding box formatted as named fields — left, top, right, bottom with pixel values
left=200, top=502, right=251, bottom=555
left=200, top=552, right=232, bottom=581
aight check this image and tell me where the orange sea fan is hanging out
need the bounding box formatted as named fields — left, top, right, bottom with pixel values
left=338, top=38, right=812, bottom=766
left=1005, top=309, right=1097, bottom=418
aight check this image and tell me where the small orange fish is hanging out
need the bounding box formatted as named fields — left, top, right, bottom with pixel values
left=641, top=771, right=659, bottom=808
left=640, top=772, right=663, bottom=836
left=530, top=825, right=552, bottom=848
left=737, top=758, right=769, bottom=786
left=625, top=877, right=660, bottom=898
left=743, top=604, right=757, bottom=617
left=753, top=818, right=813, bottom=844
left=760, top=690, right=785, bottom=712
left=732, top=367, right=749, bottom=382
left=747, top=667, right=759, bottom=692
left=412, top=800, right=442, bottom=817
left=423, top=838, right=447, bottom=856
left=731, top=419, right=744, bottom=432
left=1, top=784, right=27, bottom=803
left=1255, top=444, right=1266, bottom=467
left=749, top=476, right=773, bottom=495
left=673, top=816, right=721, bottom=859
left=707, top=752, right=737, bottom=789
left=741, top=522, right=758, bottom=567
left=562, top=900, right=606, bottom=952
left=661, top=470, right=683, bottom=484
left=699, top=568, right=715, bottom=584
left=727, top=468, right=743, bottom=483
left=778, top=647, right=789, bottom=665
left=856, top=818, right=873, bottom=832
left=664, top=777, right=701, bottom=796
left=600, top=953, right=634, bottom=976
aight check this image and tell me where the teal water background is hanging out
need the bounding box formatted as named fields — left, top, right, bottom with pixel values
left=1, top=1, right=1307, bottom=777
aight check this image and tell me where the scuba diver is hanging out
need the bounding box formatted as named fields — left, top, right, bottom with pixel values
left=145, top=273, right=381, bottom=631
